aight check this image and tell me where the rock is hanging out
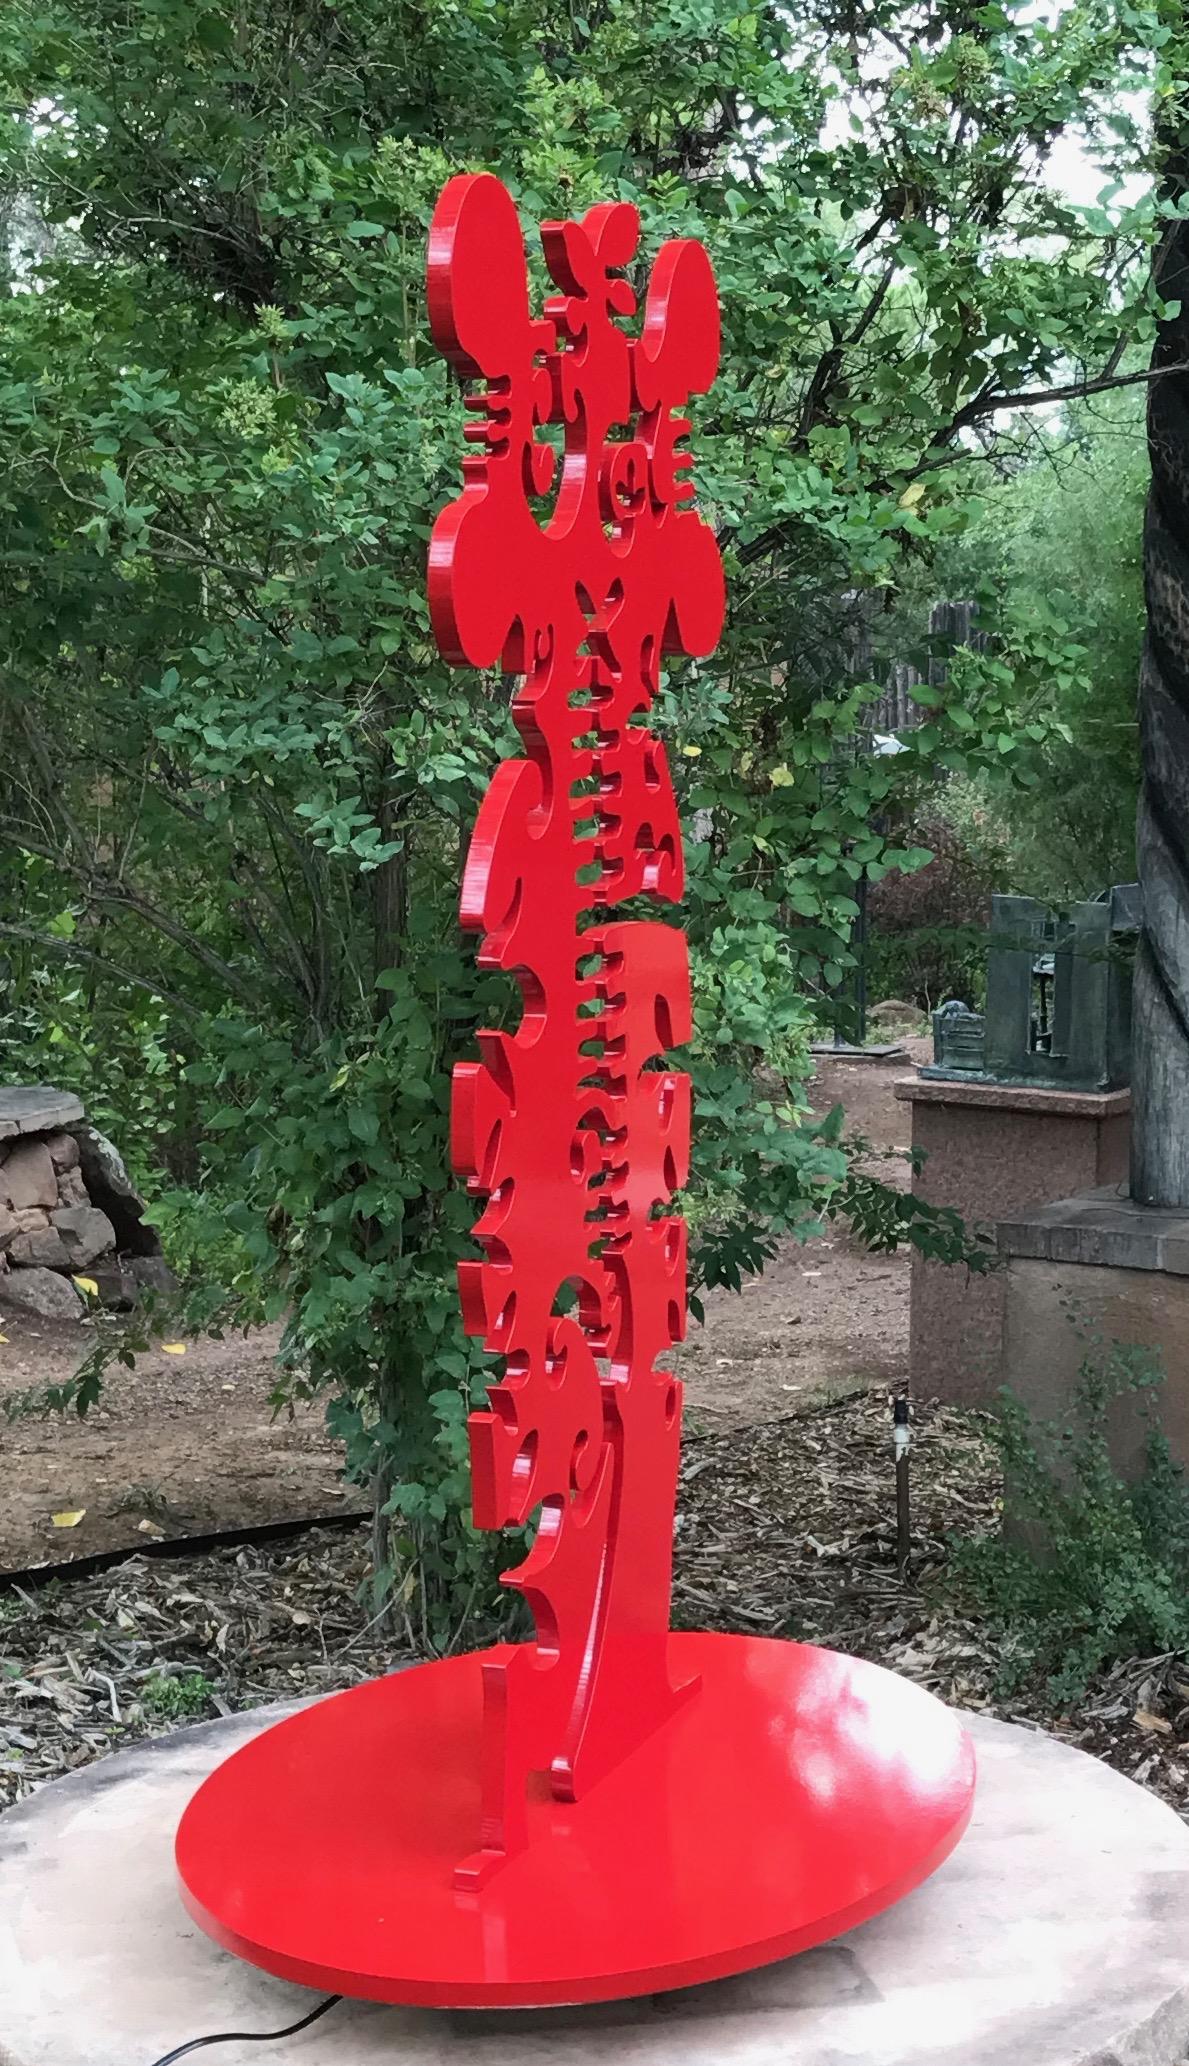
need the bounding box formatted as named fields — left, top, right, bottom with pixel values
left=85, top=1255, right=175, bottom=1307
left=12, top=1207, right=50, bottom=1233
left=73, top=1127, right=162, bottom=1257
left=55, top=1166, right=88, bottom=1208
left=1, top=1141, right=58, bottom=1212
left=868, top=998, right=927, bottom=1032
left=88, top=1261, right=138, bottom=1309
left=4, top=1709, right=1189, bottom=2066
left=50, top=1205, right=117, bottom=1268
left=869, top=997, right=919, bottom=1021
left=45, top=1130, right=80, bottom=1172
left=8, top=1226, right=72, bottom=1270
left=0, top=1087, right=84, bottom=1142
left=128, top=1254, right=178, bottom=1295
left=0, top=1207, right=19, bottom=1250
left=0, top=1266, right=84, bottom=1321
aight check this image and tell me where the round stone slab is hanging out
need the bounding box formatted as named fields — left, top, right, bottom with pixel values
left=175, top=1635, right=975, bottom=2006
left=1, top=1702, right=1187, bottom=2066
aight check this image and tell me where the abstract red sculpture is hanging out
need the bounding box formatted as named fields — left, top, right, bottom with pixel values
left=174, top=177, right=976, bottom=2010
left=427, top=170, right=720, bottom=1884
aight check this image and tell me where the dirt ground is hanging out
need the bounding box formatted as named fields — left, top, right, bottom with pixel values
left=680, top=1039, right=927, bottom=1432
left=0, top=1044, right=927, bottom=1573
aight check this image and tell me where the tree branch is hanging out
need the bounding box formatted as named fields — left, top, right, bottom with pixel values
left=953, top=358, right=1189, bottom=428
left=732, top=360, right=1183, bottom=568
left=0, top=817, right=260, bottom=1007
left=0, top=923, right=198, bottom=1020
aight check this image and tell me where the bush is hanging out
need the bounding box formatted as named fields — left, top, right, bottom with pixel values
left=141, top=1186, right=252, bottom=1293
left=951, top=1333, right=1189, bottom=1703
left=866, top=812, right=1005, bottom=1010
left=0, top=972, right=197, bottom=1188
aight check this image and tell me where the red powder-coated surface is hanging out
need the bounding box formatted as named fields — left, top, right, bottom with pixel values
left=176, top=1632, right=975, bottom=2008
left=176, top=179, right=975, bottom=2003
left=425, top=172, right=726, bottom=1880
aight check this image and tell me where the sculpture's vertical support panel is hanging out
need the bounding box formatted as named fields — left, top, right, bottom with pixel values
left=427, top=175, right=723, bottom=1881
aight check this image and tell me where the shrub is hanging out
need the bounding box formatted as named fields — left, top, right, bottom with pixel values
left=866, top=812, right=1006, bottom=1011
left=950, top=1333, right=1189, bottom=1703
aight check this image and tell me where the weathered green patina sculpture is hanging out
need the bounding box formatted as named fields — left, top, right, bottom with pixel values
left=923, top=885, right=1139, bottom=1091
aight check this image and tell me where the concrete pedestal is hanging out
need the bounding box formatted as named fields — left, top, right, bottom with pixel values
left=2, top=1699, right=1189, bottom=2066
left=894, top=1075, right=1130, bottom=1405
left=999, top=1187, right=1189, bottom=1471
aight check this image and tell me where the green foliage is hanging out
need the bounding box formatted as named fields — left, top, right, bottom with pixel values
left=929, top=388, right=1147, bottom=900
left=867, top=813, right=1008, bottom=1010
left=141, top=1187, right=251, bottom=1293
left=0, top=0, right=1178, bottom=1631
left=834, top=1139, right=998, bottom=1271
left=327, top=1381, right=514, bottom=1652
left=140, top=1671, right=217, bottom=1719
left=952, top=1335, right=1189, bottom=1703
left=0, top=976, right=193, bottom=1187
left=866, top=925, right=988, bottom=1014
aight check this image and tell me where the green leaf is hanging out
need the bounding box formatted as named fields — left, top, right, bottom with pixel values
left=347, top=1104, right=380, bottom=1147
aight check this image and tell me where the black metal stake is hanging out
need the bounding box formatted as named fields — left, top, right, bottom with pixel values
left=892, top=1393, right=911, bottom=1581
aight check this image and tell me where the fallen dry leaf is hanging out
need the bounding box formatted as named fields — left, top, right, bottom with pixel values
left=160, top=1342, right=187, bottom=1356
left=50, top=1510, right=86, bottom=1530
left=1135, top=1708, right=1173, bottom=1736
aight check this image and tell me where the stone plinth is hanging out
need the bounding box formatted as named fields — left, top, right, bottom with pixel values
left=999, top=1187, right=1189, bottom=1472
left=894, top=1076, right=1130, bottom=1406
left=2, top=1700, right=1189, bottom=2066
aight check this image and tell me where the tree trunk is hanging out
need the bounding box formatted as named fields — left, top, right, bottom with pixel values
left=369, top=761, right=409, bottom=1634
left=1132, top=208, right=1189, bottom=1205
left=373, top=793, right=408, bottom=993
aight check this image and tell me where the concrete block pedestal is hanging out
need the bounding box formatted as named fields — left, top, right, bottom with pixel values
left=2, top=1699, right=1189, bottom=2066
left=999, top=1187, right=1189, bottom=1471
left=894, top=1075, right=1130, bottom=1405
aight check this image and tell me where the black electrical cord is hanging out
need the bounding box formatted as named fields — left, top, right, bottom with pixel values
left=144, top=1990, right=344, bottom=2065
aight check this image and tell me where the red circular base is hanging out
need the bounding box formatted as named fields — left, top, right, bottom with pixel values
left=176, top=1633, right=975, bottom=2008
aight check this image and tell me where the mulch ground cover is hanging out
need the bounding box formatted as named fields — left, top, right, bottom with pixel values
left=2, top=1392, right=1186, bottom=1820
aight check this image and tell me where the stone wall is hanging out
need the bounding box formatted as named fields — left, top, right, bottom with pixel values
left=999, top=1188, right=1189, bottom=1476
left=0, top=1088, right=172, bottom=1322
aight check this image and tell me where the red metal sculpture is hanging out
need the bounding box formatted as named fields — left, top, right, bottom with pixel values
left=427, top=170, right=721, bottom=1884
left=174, top=178, right=976, bottom=2010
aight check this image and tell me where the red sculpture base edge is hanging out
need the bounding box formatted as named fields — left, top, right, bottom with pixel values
left=176, top=1631, right=975, bottom=2009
